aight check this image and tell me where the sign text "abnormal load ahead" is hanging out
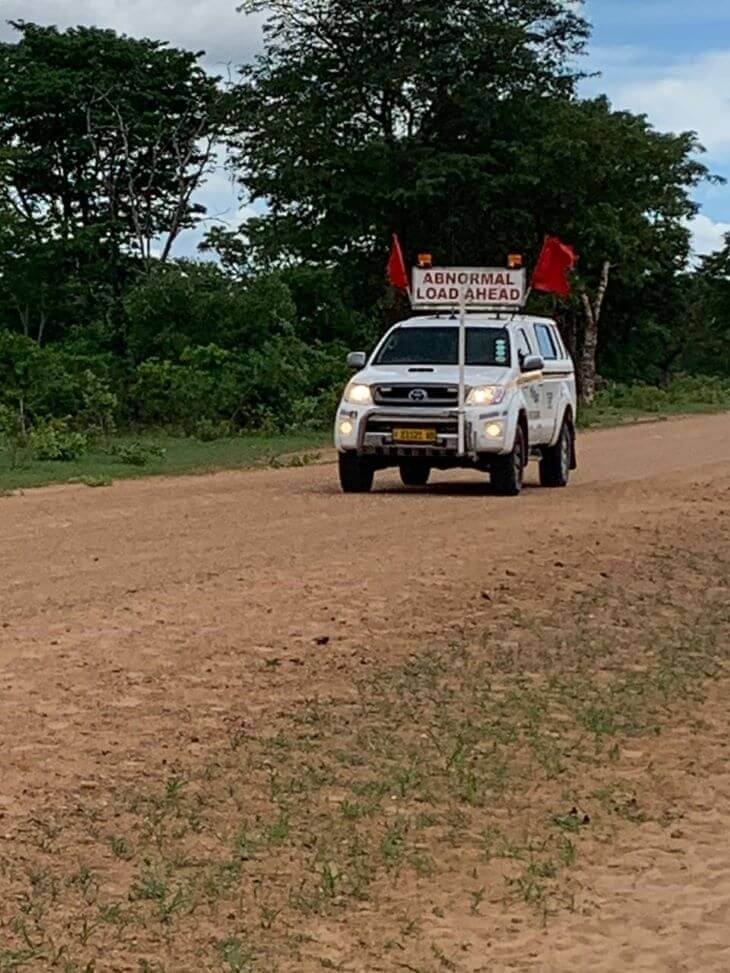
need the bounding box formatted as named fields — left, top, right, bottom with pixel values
left=412, top=267, right=527, bottom=308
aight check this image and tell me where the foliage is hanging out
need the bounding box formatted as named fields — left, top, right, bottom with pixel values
left=29, top=420, right=89, bottom=462
left=230, top=0, right=588, bottom=264
left=193, top=419, right=232, bottom=442
left=0, top=21, right=232, bottom=365
left=113, top=441, right=166, bottom=467
left=129, top=334, right=348, bottom=432
left=579, top=374, right=730, bottom=428
left=223, top=0, right=722, bottom=384
left=123, top=262, right=298, bottom=360
left=599, top=374, right=730, bottom=410
left=79, top=370, right=118, bottom=439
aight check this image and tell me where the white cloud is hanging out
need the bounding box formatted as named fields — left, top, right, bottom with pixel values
left=686, top=213, right=730, bottom=256
left=586, top=47, right=730, bottom=158
left=0, top=0, right=264, bottom=71
left=615, top=51, right=730, bottom=156
left=584, top=43, right=730, bottom=255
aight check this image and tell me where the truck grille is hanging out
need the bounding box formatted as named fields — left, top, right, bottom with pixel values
left=373, top=385, right=459, bottom=408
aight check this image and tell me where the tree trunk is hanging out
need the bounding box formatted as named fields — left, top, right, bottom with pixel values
left=37, top=308, right=47, bottom=346
left=579, top=293, right=598, bottom=403
left=578, top=261, right=611, bottom=404
left=18, top=395, right=27, bottom=439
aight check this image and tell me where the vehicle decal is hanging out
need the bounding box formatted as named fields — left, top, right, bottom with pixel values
left=515, top=372, right=543, bottom=386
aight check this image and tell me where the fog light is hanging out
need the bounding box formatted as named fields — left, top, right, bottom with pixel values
left=339, top=419, right=354, bottom=437
left=485, top=422, right=503, bottom=439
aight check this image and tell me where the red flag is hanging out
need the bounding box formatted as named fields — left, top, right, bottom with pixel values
left=532, top=237, right=577, bottom=298
left=387, top=233, right=410, bottom=294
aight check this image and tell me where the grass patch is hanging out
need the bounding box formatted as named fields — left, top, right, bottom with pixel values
left=0, top=431, right=328, bottom=491
left=1, top=540, right=727, bottom=970
left=580, top=374, right=730, bottom=428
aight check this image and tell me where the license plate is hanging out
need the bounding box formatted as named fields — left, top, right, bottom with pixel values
left=393, top=428, right=438, bottom=444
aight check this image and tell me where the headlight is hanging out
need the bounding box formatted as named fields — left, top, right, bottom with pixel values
left=466, top=386, right=506, bottom=406
left=344, top=383, right=373, bottom=406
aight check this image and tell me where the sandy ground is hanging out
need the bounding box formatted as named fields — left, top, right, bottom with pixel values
left=1, top=412, right=730, bottom=970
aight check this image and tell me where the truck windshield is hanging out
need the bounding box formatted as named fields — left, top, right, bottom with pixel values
left=374, top=326, right=511, bottom=367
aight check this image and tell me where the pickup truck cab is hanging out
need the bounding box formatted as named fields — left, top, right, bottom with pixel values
left=334, top=314, right=577, bottom=495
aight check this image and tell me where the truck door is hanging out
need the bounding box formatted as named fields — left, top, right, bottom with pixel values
left=533, top=323, right=563, bottom=443
left=516, top=327, right=545, bottom=444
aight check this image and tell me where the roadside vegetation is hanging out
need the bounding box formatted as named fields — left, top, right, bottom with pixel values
left=0, top=431, right=327, bottom=492
left=579, top=373, right=730, bottom=428
left=1, top=373, right=727, bottom=491
left=1, top=522, right=727, bottom=970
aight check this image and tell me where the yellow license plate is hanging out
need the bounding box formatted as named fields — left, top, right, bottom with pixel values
left=393, top=428, right=438, bottom=444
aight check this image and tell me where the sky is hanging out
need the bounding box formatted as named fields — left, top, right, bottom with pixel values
left=1, top=0, right=729, bottom=258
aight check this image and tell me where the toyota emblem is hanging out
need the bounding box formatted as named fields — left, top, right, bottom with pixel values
left=409, top=388, right=427, bottom=402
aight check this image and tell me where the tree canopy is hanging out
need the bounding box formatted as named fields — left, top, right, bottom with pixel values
left=218, top=0, right=721, bottom=394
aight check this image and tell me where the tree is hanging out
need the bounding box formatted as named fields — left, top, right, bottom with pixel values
left=227, top=0, right=589, bottom=267
left=0, top=22, right=230, bottom=306
left=679, top=238, right=730, bottom=377
left=527, top=95, right=712, bottom=398
left=222, top=1, right=712, bottom=396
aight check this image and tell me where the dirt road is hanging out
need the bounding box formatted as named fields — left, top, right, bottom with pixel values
left=1, top=412, right=730, bottom=970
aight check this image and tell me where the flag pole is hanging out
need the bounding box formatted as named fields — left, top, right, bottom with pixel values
left=458, top=290, right=467, bottom=457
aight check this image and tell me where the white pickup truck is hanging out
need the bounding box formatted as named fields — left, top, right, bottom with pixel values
left=334, top=314, right=577, bottom=495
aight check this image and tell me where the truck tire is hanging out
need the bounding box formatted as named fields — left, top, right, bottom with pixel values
left=491, top=426, right=525, bottom=496
left=400, top=462, right=431, bottom=487
left=539, top=420, right=572, bottom=488
left=339, top=453, right=375, bottom=493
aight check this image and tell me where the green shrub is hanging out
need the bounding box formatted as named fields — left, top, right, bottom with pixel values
left=29, top=420, right=89, bottom=461
left=130, top=349, right=244, bottom=426
left=79, top=370, right=118, bottom=438
left=595, top=375, right=730, bottom=412
left=582, top=374, right=730, bottom=428
left=193, top=419, right=232, bottom=442
left=288, top=387, right=341, bottom=431
left=0, top=404, right=17, bottom=440
left=113, top=441, right=166, bottom=466
left=129, top=335, right=348, bottom=432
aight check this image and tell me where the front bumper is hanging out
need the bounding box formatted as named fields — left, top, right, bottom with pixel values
left=335, top=406, right=510, bottom=458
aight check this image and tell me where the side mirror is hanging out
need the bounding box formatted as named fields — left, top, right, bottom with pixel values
left=521, top=354, right=544, bottom=373
left=347, top=351, right=367, bottom=371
